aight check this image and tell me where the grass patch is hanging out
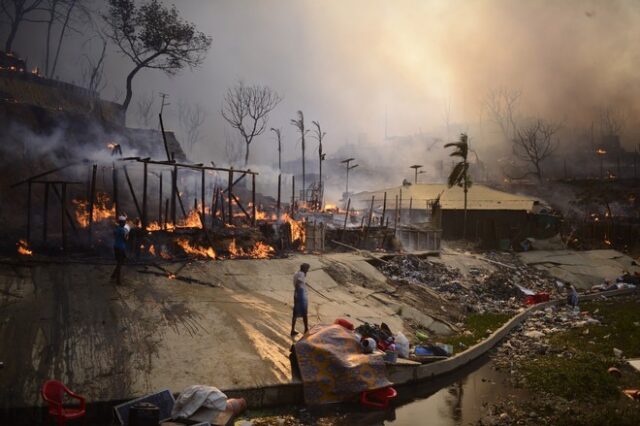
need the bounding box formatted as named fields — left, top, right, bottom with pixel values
left=521, top=352, right=619, bottom=401
left=516, top=296, right=640, bottom=425
left=441, top=312, right=511, bottom=349
left=549, top=298, right=640, bottom=358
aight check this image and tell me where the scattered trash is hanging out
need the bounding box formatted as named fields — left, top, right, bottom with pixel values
left=394, top=332, right=410, bottom=358
left=613, top=348, right=624, bottom=358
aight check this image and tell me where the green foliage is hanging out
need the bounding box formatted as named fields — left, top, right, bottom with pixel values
left=444, top=133, right=472, bottom=190
left=441, top=312, right=510, bottom=349
left=521, top=353, right=619, bottom=401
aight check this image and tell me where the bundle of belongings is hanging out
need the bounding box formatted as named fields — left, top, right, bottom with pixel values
left=293, top=323, right=392, bottom=405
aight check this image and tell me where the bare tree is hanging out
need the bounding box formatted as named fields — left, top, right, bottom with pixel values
left=80, top=33, right=107, bottom=95
left=484, top=87, right=521, bottom=142
left=45, top=0, right=91, bottom=79
left=1, top=0, right=46, bottom=52
left=103, top=0, right=212, bottom=113
left=135, top=92, right=154, bottom=128
left=224, top=127, right=243, bottom=167
left=178, top=101, right=206, bottom=155
left=221, top=81, right=281, bottom=166
left=270, top=127, right=282, bottom=172
left=511, top=118, right=561, bottom=182
left=598, top=107, right=626, bottom=137
left=290, top=110, right=309, bottom=194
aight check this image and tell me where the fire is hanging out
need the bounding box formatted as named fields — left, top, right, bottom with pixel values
left=72, top=192, right=115, bottom=227
left=324, top=203, right=337, bottom=211
left=280, top=213, right=305, bottom=244
left=226, top=239, right=275, bottom=259
left=176, top=238, right=216, bottom=259
left=249, top=241, right=276, bottom=259
left=148, top=245, right=156, bottom=256
left=146, top=222, right=163, bottom=231
left=596, top=148, right=607, bottom=155
left=16, top=239, right=32, bottom=256
left=107, top=143, right=117, bottom=149
left=255, top=210, right=277, bottom=221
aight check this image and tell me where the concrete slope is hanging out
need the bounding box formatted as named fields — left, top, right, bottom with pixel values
left=0, top=253, right=417, bottom=408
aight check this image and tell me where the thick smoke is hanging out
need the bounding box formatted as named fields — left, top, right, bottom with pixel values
left=4, top=0, right=640, bottom=200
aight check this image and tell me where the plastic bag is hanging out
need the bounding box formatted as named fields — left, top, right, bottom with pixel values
left=395, top=332, right=410, bottom=358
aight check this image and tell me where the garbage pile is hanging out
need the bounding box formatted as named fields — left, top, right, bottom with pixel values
left=493, top=305, right=601, bottom=371
left=379, top=252, right=564, bottom=314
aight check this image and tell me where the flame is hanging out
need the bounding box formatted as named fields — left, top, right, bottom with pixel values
left=107, top=143, right=117, bottom=149
left=324, top=203, right=337, bottom=211
left=596, top=148, right=607, bottom=155
left=146, top=222, right=163, bottom=231
left=248, top=241, right=276, bottom=259
left=176, top=238, right=216, bottom=259
left=281, top=213, right=305, bottom=244
left=168, top=273, right=176, bottom=279
left=227, top=239, right=275, bottom=259
left=604, top=239, right=612, bottom=245
left=148, top=245, right=156, bottom=256
left=17, top=239, right=32, bottom=256
left=72, top=192, right=115, bottom=228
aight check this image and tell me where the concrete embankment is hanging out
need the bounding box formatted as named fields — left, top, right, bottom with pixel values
left=0, top=252, right=452, bottom=412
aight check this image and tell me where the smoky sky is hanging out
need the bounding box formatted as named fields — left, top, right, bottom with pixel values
left=6, top=0, right=640, bottom=167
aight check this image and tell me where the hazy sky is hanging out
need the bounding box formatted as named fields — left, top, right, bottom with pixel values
left=8, top=0, right=640, bottom=166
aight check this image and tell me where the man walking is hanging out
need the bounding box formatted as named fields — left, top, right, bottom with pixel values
left=111, top=216, right=129, bottom=285
left=291, top=263, right=310, bottom=337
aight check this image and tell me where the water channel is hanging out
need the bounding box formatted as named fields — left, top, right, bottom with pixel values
left=244, top=353, right=527, bottom=425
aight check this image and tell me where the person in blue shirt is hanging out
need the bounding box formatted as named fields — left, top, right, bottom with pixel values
left=110, top=216, right=128, bottom=285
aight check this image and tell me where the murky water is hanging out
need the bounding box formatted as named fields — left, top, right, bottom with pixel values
left=245, top=355, right=527, bottom=426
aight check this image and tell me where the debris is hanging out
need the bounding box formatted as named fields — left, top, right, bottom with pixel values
left=613, top=348, right=624, bottom=358
left=607, top=367, right=622, bottom=378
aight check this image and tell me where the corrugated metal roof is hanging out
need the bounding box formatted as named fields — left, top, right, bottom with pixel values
left=351, top=183, right=538, bottom=212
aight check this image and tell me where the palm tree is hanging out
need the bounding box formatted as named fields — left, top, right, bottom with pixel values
left=445, top=133, right=472, bottom=239
left=290, top=111, right=309, bottom=200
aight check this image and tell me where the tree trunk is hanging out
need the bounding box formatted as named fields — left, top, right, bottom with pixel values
left=463, top=184, right=468, bottom=240
left=301, top=136, right=306, bottom=199
left=45, top=8, right=56, bottom=77
left=122, top=65, right=143, bottom=113
left=5, top=21, right=19, bottom=52
left=244, top=141, right=250, bottom=166
left=50, top=0, right=76, bottom=79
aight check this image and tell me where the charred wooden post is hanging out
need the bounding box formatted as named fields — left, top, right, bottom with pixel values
left=159, top=113, right=171, bottom=161
left=164, top=199, right=169, bottom=230
left=50, top=184, right=78, bottom=234
left=367, top=196, right=375, bottom=227
left=277, top=174, right=282, bottom=219
left=88, top=164, right=98, bottom=245
left=394, top=194, right=399, bottom=230
left=220, top=189, right=227, bottom=224
left=251, top=173, right=256, bottom=226
left=142, top=161, right=148, bottom=229
left=381, top=192, right=387, bottom=228
left=230, top=193, right=252, bottom=222
left=228, top=168, right=233, bottom=226
left=112, top=165, right=119, bottom=217
left=201, top=169, right=205, bottom=219
left=43, top=182, right=49, bottom=243
left=123, top=166, right=142, bottom=219
left=26, top=180, right=32, bottom=243
left=171, top=166, right=177, bottom=226
left=61, top=183, right=67, bottom=251
left=291, top=176, right=295, bottom=214
left=211, top=185, right=218, bottom=225
left=341, top=198, right=351, bottom=242
left=158, top=172, right=163, bottom=224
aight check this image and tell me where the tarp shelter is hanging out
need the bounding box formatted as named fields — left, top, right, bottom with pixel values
left=294, top=324, right=391, bottom=405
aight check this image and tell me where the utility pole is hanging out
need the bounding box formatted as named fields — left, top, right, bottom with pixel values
left=410, top=164, right=423, bottom=184
left=341, top=158, right=358, bottom=206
